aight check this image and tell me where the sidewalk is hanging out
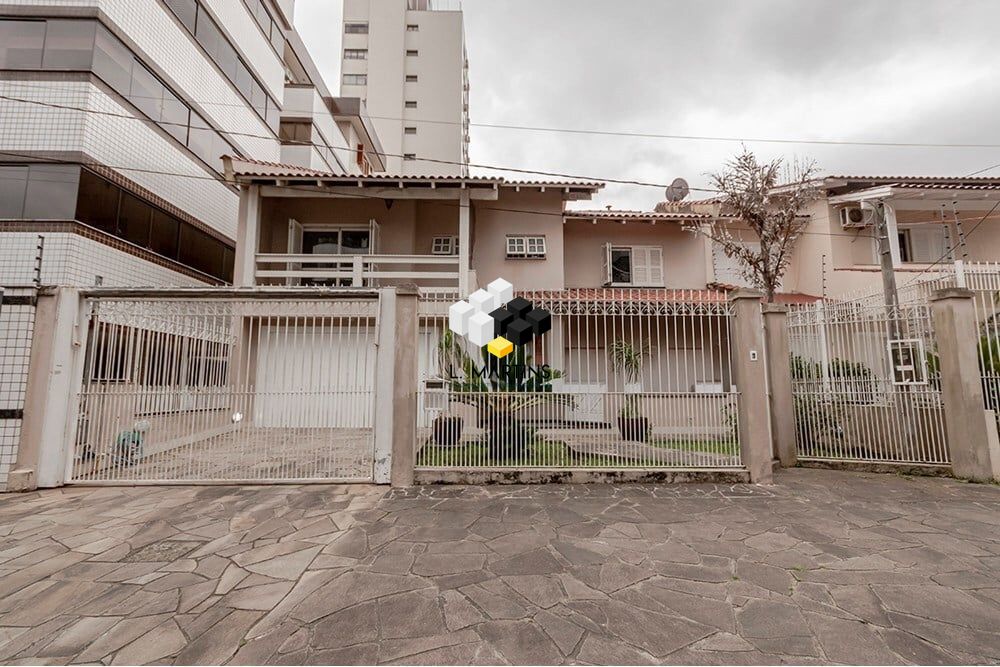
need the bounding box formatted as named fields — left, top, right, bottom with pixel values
left=0, top=469, right=998, bottom=664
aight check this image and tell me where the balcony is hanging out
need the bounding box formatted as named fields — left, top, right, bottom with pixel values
left=255, top=253, right=462, bottom=287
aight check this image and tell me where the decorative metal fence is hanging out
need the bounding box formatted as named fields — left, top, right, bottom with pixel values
left=69, top=291, right=379, bottom=483
left=788, top=298, right=949, bottom=464
left=415, top=288, right=742, bottom=471
left=964, top=264, right=1000, bottom=423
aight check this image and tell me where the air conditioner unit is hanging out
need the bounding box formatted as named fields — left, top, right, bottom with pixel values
left=839, top=206, right=874, bottom=228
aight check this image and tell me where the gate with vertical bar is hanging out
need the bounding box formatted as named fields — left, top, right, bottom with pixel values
left=67, top=290, right=379, bottom=484
left=414, top=288, right=743, bottom=472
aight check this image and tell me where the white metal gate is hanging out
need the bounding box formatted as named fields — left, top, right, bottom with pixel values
left=788, top=298, right=949, bottom=464
left=415, top=288, right=742, bottom=471
left=67, top=291, right=379, bottom=484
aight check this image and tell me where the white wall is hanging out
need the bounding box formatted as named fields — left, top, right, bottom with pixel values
left=0, top=80, right=240, bottom=238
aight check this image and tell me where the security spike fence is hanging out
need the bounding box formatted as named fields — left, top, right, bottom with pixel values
left=965, top=263, right=1000, bottom=426
left=788, top=298, right=948, bottom=464
left=71, top=293, right=379, bottom=484
left=0, top=235, right=43, bottom=491
left=415, top=288, right=742, bottom=471
left=788, top=261, right=1000, bottom=467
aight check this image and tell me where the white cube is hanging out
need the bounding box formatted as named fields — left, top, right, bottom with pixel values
left=448, top=300, right=475, bottom=335
left=467, top=311, right=495, bottom=347
left=487, top=278, right=514, bottom=305
left=468, top=288, right=497, bottom=313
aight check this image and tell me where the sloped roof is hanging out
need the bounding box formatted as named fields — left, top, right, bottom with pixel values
left=224, top=156, right=503, bottom=183
left=564, top=209, right=711, bottom=221
left=223, top=157, right=603, bottom=194
left=520, top=288, right=821, bottom=304
left=825, top=174, right=1000, bottom=185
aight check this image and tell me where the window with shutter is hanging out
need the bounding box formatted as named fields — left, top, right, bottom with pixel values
left=904, top=226, right=946, bottom=263
left=609, top=246, right=663, bottom=286
left=647, top=247, right=664, bottom=286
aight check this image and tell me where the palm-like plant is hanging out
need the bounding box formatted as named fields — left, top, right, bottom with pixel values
left=437, top=332, right=572, bottom=439
left=608, top=339, right=649, bottom=418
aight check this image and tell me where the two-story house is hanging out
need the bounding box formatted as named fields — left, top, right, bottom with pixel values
left=224, top=157, right=823, bottom=440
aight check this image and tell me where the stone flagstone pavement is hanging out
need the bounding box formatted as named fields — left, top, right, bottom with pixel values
left=0, top=468, right=998, bottom=664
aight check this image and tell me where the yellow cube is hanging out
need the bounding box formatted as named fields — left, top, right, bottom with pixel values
left=487, top=336, right=514, bottom=358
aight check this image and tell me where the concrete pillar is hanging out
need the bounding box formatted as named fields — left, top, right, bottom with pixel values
left=9, top=288, right=85, bottom=490
left=458, top=190, right=470, bottom=297
left=931, top=288, right=998, bottom=481
left=730, top=290, right=773, bottom=484
left=234, top=184, right=261, bottom=287
left=374, top=286, right=419, bottom=486
left=763, top=303, right=797, bottom=467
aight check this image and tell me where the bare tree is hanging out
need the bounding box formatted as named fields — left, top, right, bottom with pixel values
left=690, top=149, right=819, bottom=302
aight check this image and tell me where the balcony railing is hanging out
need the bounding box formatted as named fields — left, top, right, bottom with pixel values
left=255, top=253, right=461, bottom=286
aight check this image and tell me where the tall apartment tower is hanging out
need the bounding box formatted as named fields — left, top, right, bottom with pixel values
left=341, top=0, right=470, bottom=175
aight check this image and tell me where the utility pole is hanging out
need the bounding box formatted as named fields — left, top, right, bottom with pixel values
left=873, top=200, right=900, bottom=336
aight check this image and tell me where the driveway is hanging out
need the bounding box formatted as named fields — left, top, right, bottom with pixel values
left=0, top=469, right=998, bottom=665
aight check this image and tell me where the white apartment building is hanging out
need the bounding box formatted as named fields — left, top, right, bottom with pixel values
left=0, top=0, right=380, bottom=489
left=341, top=0, right=470, bottom=175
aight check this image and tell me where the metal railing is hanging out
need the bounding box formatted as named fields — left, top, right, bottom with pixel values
left=414, top=288, right=742, bottom=471
left=788, top=298, right=949, bottom=464
left=964, top=264, right=1000, bottom=423
left=68, top=290, right=380, bottom=483
left=255, top=253, right=461, bottom=286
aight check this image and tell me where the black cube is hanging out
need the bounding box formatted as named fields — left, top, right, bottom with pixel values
left=506, top=296, right=532, bottom=318
left=490, top=307, right=515, bottom=337
left=525, top=307, right=551, bottom=336
left=505, top=318, right=534, bottom=346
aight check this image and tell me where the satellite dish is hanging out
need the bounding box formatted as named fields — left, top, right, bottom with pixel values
left=665, top=177, right=690, bottom=202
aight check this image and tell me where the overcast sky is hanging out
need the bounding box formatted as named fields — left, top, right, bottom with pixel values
left=294, top=0, right=1000, bottom=210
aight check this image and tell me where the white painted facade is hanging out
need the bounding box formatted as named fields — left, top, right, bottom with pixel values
left=341, top=0, right=469, bottom=175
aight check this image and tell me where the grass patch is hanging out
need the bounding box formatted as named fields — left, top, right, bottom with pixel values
left=416, top=435, right=739, bottom=468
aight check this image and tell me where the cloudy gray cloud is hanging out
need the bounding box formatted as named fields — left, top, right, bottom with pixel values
left=295, top=0, right=1000, bottom=210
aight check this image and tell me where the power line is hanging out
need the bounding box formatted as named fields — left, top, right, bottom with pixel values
left=371, top=115, right=1000, bottom=150
left=12, top=79, right=1000, bottom=150
left=0, top=149, right=880, bottom=241
left=895, top=199, right=1000, bottom=287
left=0, top=93, right=720, bottom=192
left=8, top=91, right=1000, bottom=207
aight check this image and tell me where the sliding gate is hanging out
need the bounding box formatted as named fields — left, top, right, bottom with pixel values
left=67, top=291, right=379, bottom=484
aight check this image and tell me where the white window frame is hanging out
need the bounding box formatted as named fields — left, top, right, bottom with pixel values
left=431, top=235, right=459, bottom=255
left=604, top=244, right=665, bottom=287
left=343, top=48, right=367, bottom=60
left=897, top=225, right=947, bottom=264
left=342, top=73, right=367, bottom=86
left=344, top=22, right=368, bottom=34
left=506, top=235, right=546, bottom=259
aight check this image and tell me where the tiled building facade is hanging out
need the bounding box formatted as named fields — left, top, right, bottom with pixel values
left=0, top=0, right=354, bottom=488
